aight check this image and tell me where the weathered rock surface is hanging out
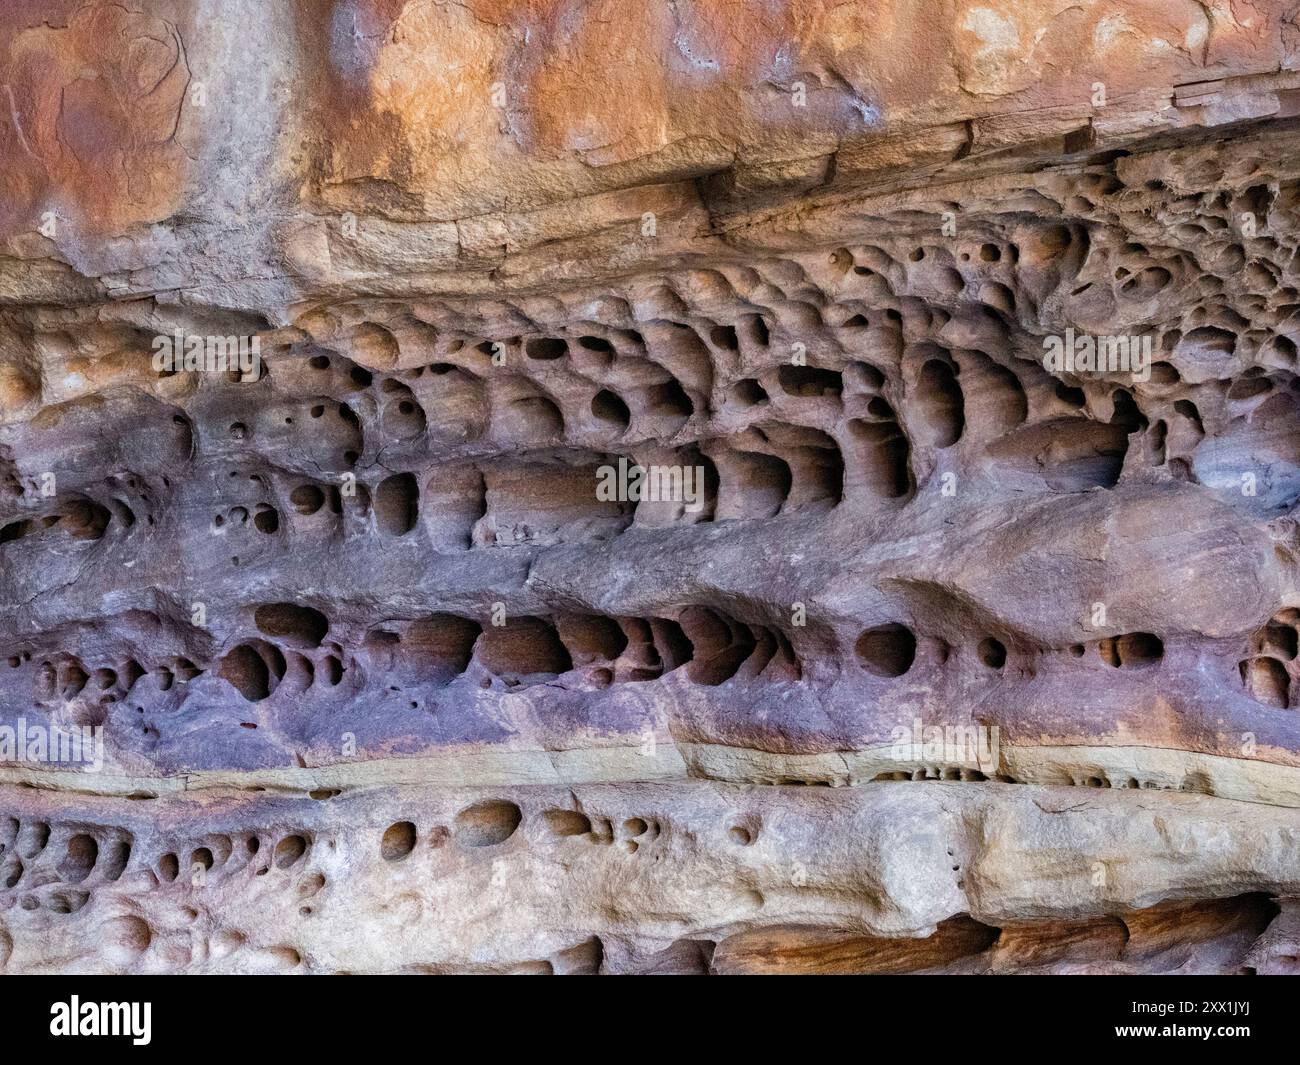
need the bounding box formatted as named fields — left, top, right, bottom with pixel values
left=3, top=783, right=1297, bottom=974
left=2, top=0, right=1300, bottom=974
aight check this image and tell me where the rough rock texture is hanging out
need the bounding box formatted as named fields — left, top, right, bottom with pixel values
left=3, top=0, right=1300, bottom=974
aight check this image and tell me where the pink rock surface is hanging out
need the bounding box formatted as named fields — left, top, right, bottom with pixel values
left=1, top=0, right=1299, bottom=974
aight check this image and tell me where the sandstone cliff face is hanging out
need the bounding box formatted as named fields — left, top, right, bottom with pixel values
left=2, top=0, right=1300, bottom=974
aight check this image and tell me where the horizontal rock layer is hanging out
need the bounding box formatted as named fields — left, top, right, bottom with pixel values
left=2, top=781, right=1298, bottom=974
